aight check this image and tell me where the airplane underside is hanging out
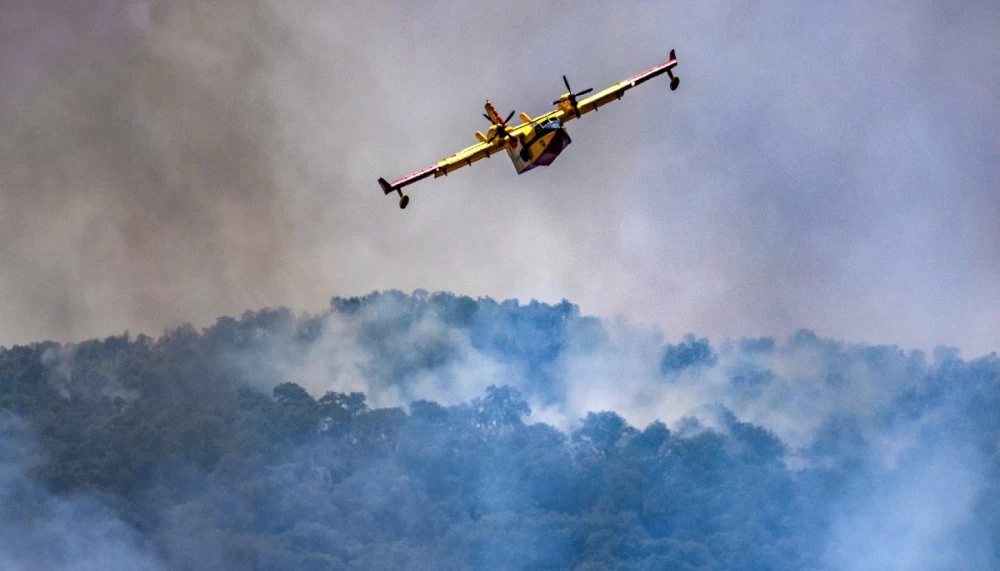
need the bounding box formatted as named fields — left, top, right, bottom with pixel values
left=507, top=122, right=572, bottom=174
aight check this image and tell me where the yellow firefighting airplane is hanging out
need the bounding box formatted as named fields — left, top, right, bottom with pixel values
left=379, top=50, right=679, bottom=209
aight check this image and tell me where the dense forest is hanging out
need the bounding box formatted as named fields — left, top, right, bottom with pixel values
left=0, top=291, right=997, bottom=570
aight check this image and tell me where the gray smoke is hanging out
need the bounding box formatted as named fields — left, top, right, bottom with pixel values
left=2, top=0, right=998, bottom=355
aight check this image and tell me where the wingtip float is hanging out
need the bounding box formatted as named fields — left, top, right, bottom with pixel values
left=379, top=50, right=680, bottom=210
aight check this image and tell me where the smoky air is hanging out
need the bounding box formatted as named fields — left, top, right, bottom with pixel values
left=2, top=1, right=998, bottom=569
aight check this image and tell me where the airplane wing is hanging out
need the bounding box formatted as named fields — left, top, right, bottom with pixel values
left=379, top=137, right=510, bottom=197
left=566, top=50, right=679, bottom=121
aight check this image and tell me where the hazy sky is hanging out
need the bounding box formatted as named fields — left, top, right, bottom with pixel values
left=2, top=0, right=998, bottom=354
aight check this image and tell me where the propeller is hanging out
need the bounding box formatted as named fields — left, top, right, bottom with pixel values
left=483, top=109, right=517, bottom=143
left=552, top=75, right=593, bottom=119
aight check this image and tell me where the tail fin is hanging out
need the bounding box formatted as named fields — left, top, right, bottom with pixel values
left=484, top=100, right=505, bottom=125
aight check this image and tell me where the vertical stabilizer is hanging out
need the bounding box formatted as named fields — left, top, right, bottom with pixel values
left=484, top=100, right=506, bottom=125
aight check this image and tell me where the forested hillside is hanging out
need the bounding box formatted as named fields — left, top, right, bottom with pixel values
left=1, top=291, right=997, bottom=570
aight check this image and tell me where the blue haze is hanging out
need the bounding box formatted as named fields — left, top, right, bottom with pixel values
left=1, top=292, right=994, bottom=569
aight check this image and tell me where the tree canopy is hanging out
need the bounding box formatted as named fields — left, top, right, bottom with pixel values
left=0, top=291, right=997, bottom=570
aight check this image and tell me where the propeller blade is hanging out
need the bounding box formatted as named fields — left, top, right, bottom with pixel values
left=575, top=88, right=593, bottom=97
left=504, top=109, right=516, bottom=124
left=483, top=113, right=492, bottom=122
left=563, top=75, right=572, bottom=92
left=552, top=99, right=562, bottom=106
